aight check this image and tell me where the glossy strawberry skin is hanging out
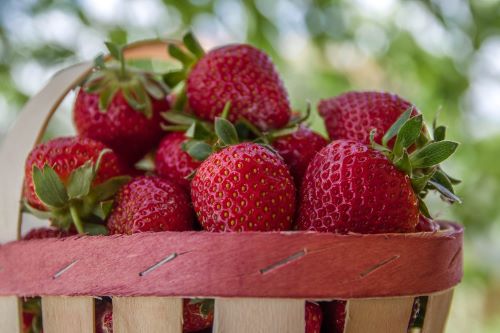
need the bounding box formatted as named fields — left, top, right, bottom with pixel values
left=305, top=302, right=323, bottom=333
left=296, top=140, right=419, bottom=234
left=187, top=45, right=291, bottom=131
left=191, top=143, right=296, bottom=232
left=155, top=132, right=201, bottom=189
left=24, top=136, right=127, bottom=211
left=272, top=126, right=328, bottom=187
left=324, top=301, right=346, bottom=333
left=318, top=92, right=416, bottom=146
left=74, top=90, right=170, bottom=164
left=183, top=299, right=213, bottom=333
left=107, top=176, right=194, bottom=235
left=23, top=227, right=76, bottom=240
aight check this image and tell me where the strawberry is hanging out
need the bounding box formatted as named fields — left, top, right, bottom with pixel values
left=155, top=132, right=201, bottom=189
left=297, top=110, right=460, bottom=233
left=107, top=176, right=194, bottom=234
left=23, top=227, right=76, bottom=240
left=22, top=298, right=42, bottom=333
left=272, top=125, right=328, bottom=186
left=305, top=302, right=323, bottom=333
left=191, top=141, right=296, bottom=232
left=23, top=136, right=130, bottom=234
left=296, top=140, right=420, bottom=233
left=164, top=32, right=291, bottom=131
left=318, top=91, right=417, bottom=146
left=74, top=42, right=170, bottom=164
left=95, top=298, right=113, bottom=333
left=183, top=299, right=214, bottom=333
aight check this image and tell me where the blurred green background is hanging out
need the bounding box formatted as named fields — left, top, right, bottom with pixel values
left=1, top=0, right=499, bottom=331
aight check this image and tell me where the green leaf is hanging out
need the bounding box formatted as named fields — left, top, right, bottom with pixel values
left=161, top=110, right=197, bottom=125
left=168, top=44, right=195, bottom=65
left=410, top=141, right=459, bottom=168
left=94, top=54, right=106, bottom=69
left=163, top=69, right=186, bottom=88
left=394, top=115, right=423, bottom=156
left=23, top=201, right=52, bottom=220
left=108, top=28, right=128, bottom=46
left=141, top=76, right=168, bottom=100
left=93, top=149, right=111, bottom=174
left=32, top=165, right=68, bottom=208
left=382, top=107, right=413, bottom=146
left=183, top=31, right=205, bottom=58
left=235, top=117, right=264, bottom=139
left=434, top=126, right=446, bottom=141
left=411, top=170, right=436, bottom=193
left=93, top=200, right=114, bottom=220
left=418, top=197, right=432, bottom=218
left=215, top=117, right=239, bottom=145
left=393, top=150, right=412, bottom=174
left=428, top=180, right=462, bottom=204
left=221, top=101, right=232, bottom=120
left=369, top=128, right=390, bottom=152
left=104, top=41, right=123, bottom=62
left=83, top=223, right=108, bottom=235
left=161, top=124, right=190, bottom=132
left=83, top=71, right=109, bottom=93
left=187, top=142, right=213, bottom=161
left=91, top=176, right=131, bottom=201
left=185, top=121, right=214, bottom=141
left=66, top=161, right=94, bottom=199
left=98, top=85, right=119, bottom=111
left=432, top=169, right=454, bottom=193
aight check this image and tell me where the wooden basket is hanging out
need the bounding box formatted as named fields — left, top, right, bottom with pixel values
left=0, top=40, right=463, bottom=333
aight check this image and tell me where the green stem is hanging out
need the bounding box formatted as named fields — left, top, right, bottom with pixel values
left=69, top=204, right=85, bottom=234
left=238, top=116, right=264, bottom=138
left=119, top=48, right=126, bottom=78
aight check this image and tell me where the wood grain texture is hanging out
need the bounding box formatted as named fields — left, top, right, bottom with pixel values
left=0, top=223, right=462, bottom=298
left=0, top=296, right=21, bottom=333
left=113, top=297, right=182, bottom=333
left=421, top=289, right=454, bottom=333
left=0, top=40, right=174, bottom=245
left=344, top=297, right=414, bottom=333
left=42, top=296, right=95, bottom=333
left=214, top=298, right=304, bottom=333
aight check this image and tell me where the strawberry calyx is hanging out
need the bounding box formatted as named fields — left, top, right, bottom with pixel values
left=83, top=41, right=169, bottom=119
left=370, top=108, right=461, bottom=217
left=24, top=149, right=131, bottom=235
left=162, top=31, right=205, bottom=110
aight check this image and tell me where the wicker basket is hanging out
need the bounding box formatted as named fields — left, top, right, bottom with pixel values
left=0, top=40, right=463, bottom=333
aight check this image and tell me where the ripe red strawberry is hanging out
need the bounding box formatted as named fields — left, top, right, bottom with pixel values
left=23, top=227, right=76, bottom=240
left=318, top=91, right=417, bottom=146
left=272, top=126, right=328, bottom=186
left=22, top=298, right=42, bottom=333
left=183, top=299, right=214, bottom=333
left=74, top=42, right=170, bottom=164
left=305, top=302, right=323, bottom=333
left=155, top=132, right=201, bottom=189
left=191, top=142, right=296, bottom=232
left=165, top=33, right=291, bottom=131
left=296, top=140, right=420, bottom=233
left=74, top=91, right=169, bottom=164
left=95, top=299, right=113, bottom=333
left=23, top=136, right=129, bottom=234
left=107, top=176, right=194, bottom=234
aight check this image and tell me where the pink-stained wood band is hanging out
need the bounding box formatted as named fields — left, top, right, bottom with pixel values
left=0, top=222, right=462, bottom=299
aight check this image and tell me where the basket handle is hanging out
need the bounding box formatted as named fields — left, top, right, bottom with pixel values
left=0, top=40, right=173, bottom=243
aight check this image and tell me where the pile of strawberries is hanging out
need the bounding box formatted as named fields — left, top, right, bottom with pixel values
left=20, top=33, right=460, bottom=333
